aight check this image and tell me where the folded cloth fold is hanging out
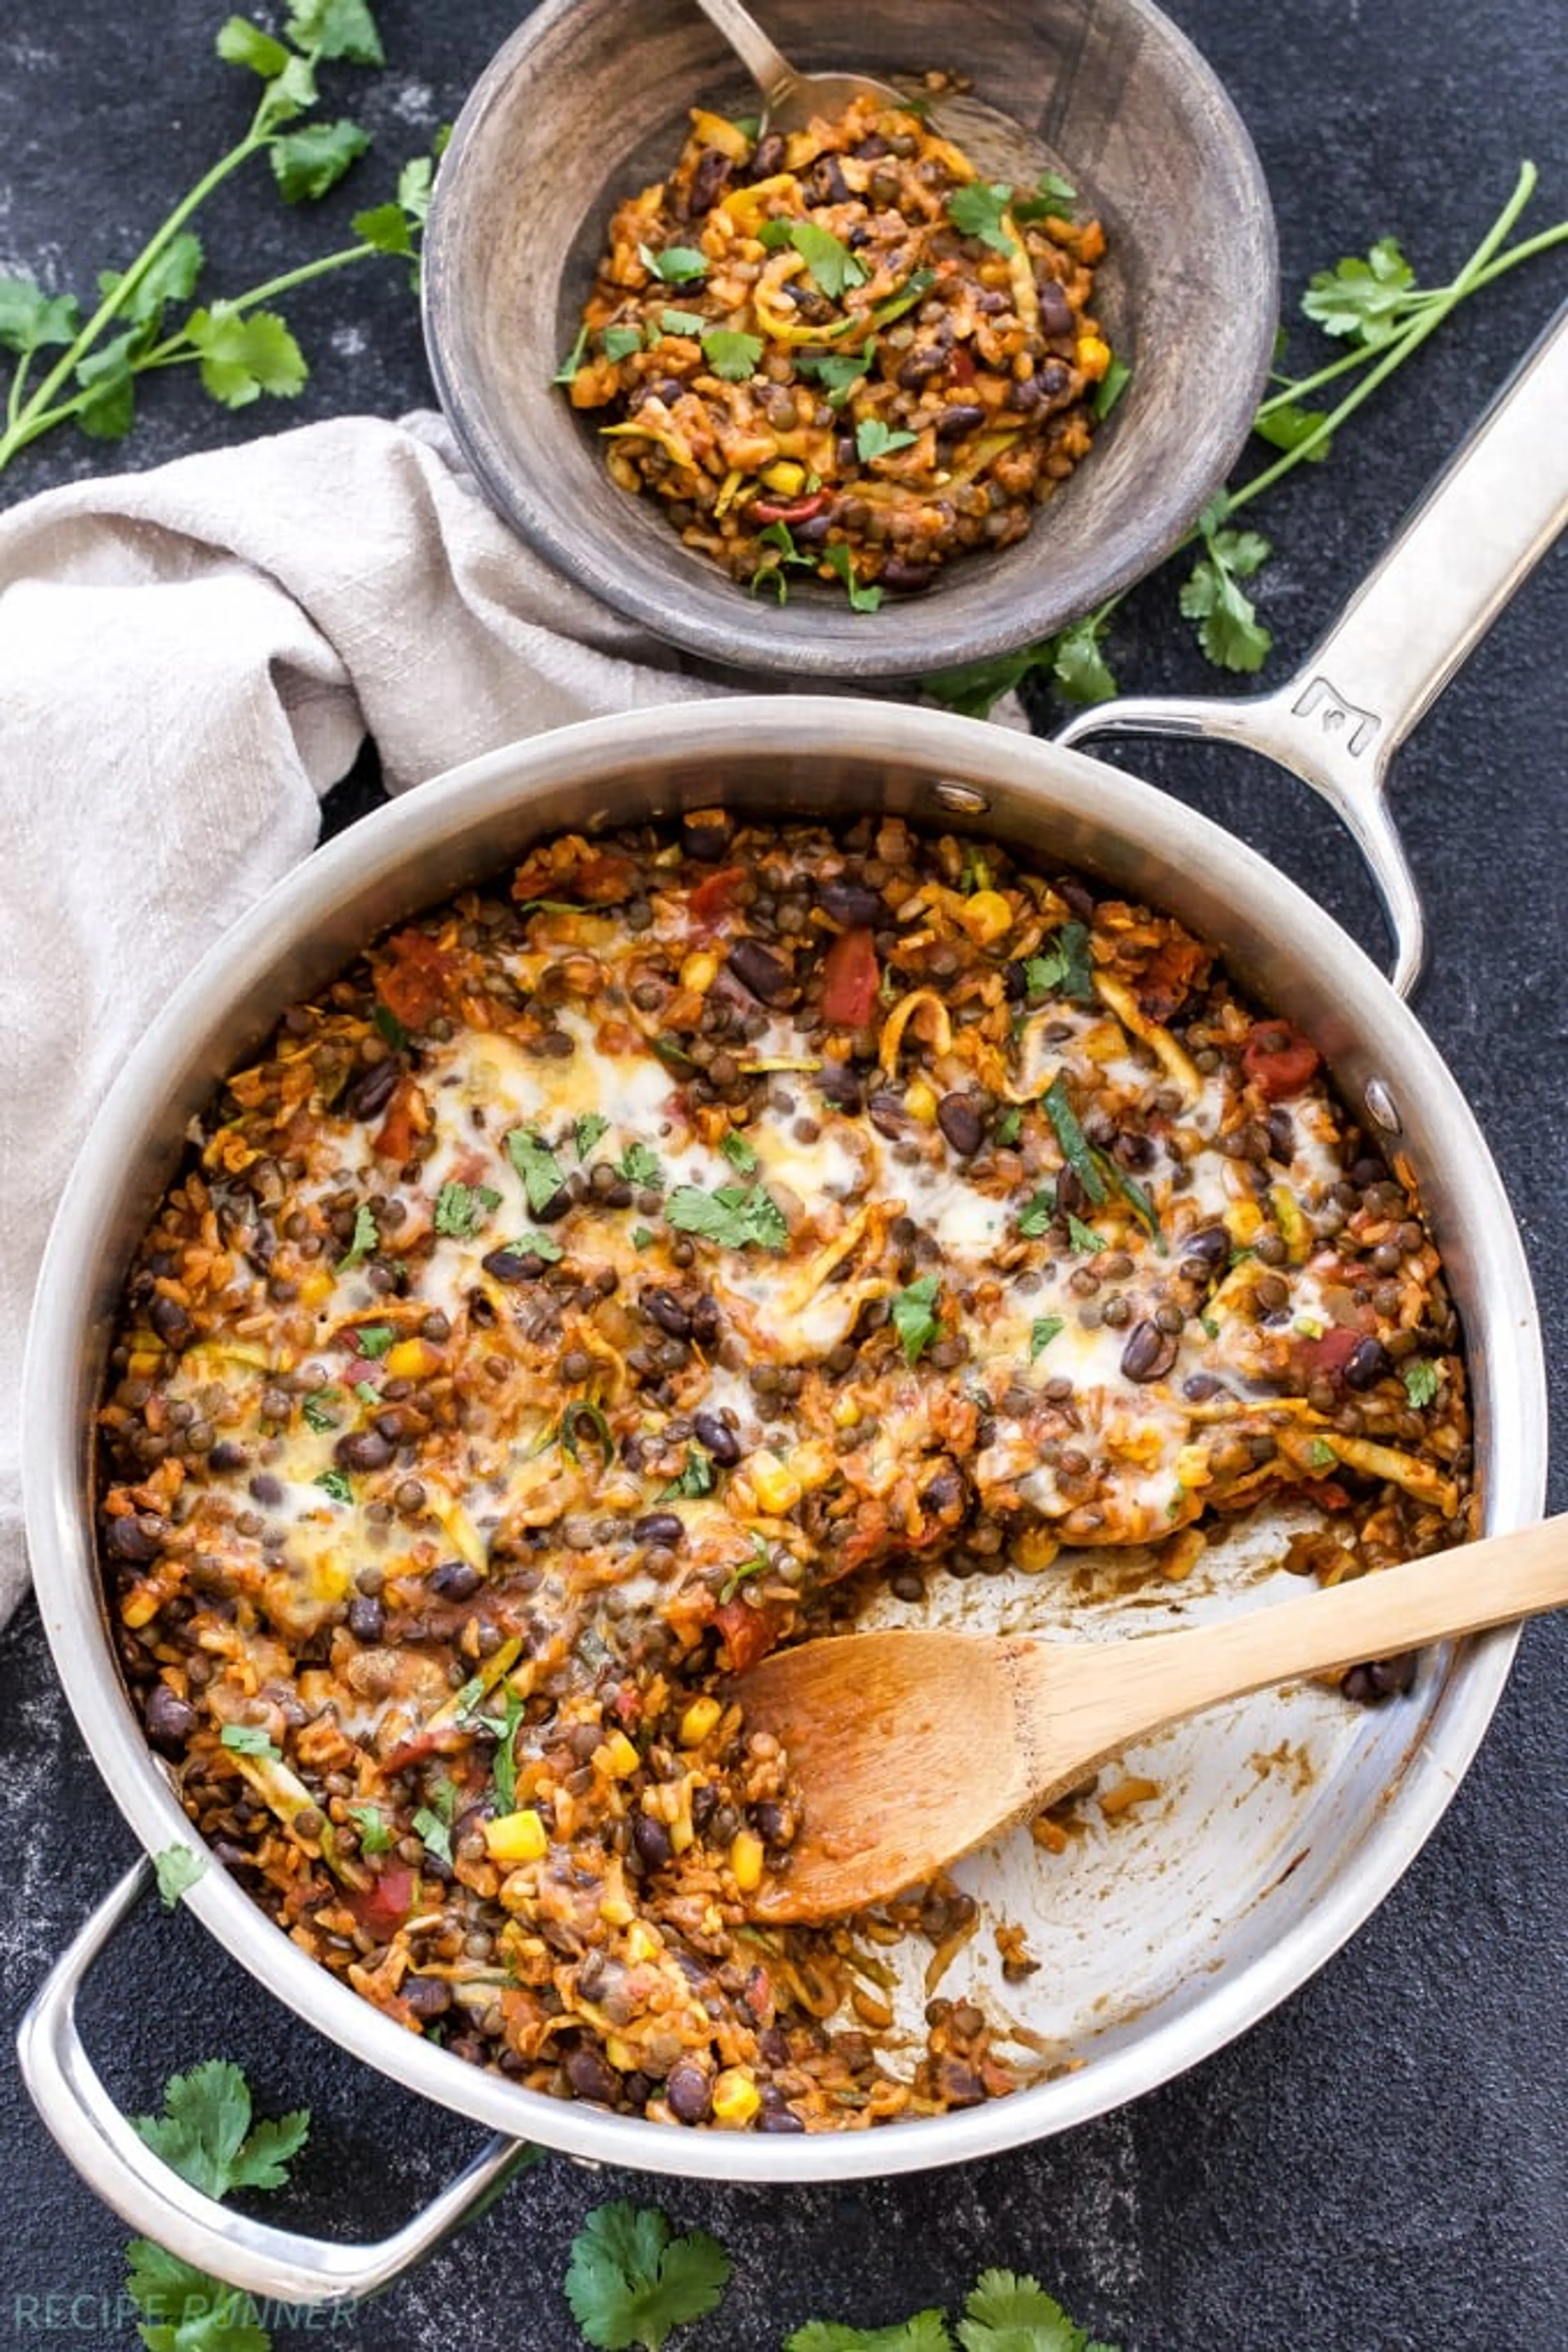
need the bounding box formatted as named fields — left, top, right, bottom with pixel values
left=0, top=408, right=736, bottom=1629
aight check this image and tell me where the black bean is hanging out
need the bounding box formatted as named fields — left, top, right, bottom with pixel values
left=1120, top=1321, right=1179, bottom=1382
left=480, top=1247, right=540, bottom=1284
left=1036, top=281, right=1074, bottom=337
left=727, top=938, right=794, bottom=1004
left=432, top=1558, right=481, bottom=1600
left=818, top=879, right=884, bottom=929
left=682, top=811, right=731, bottom=862
left=531, top=1184, right=574, bottom=1225
left=347, top=1594, right=385, bottom=1642
left=633, top=1813, right=674, bottom=1871
left=936, top=402, right=987, bottom=438
left=639, top=1286, right=691, bottom=1339
left=1342, top=1652, right=1418, bottom=1706
left=868, top=1089, right=910, bottom=1138
left=897, top=347, right=944, bottom=389
left=751, top=131, right=786, bottom=177
left=665, top=2059, right=713, bottom=2122
left=1184, top=1225, right=1230, bottom=1271
left=149, top=1294, right=194, bottom=1349
left=808, top=153, right=851, bottom=203
left=692, top=1410, right=741, bottom=1466
left=334, top=1429, right=392, bottom=1473
left=634, top=1512, right=686, bottom=1547
left=687, top=145, right=733, bottom=214
left=881, top=557, right=935, bottom=593
left=936, top=1092, right=984, bottom=1156
left=143, top=1683, right=197, bottom=1755
left=564, top=2044, right=620, bottom=2105
left=207, top=1439, right=248, bottom=1474
left=757, top=2103, right=807, bottom=2133
left=689, top=1292, right=723, bottom=1345
left=1343, top=1335, right=1393, bottom=1392
left=346, top=1059, right=400, bottom=1121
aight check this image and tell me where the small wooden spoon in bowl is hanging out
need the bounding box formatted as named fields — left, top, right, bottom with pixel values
left=733, top=1512, right=1568, bottom=1923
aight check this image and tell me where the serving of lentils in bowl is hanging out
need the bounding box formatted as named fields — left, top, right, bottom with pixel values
left=422, top=0, right=1278, bottom=677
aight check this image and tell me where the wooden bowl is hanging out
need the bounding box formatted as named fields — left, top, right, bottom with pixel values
left=422, top=0, right=1277, bottom=681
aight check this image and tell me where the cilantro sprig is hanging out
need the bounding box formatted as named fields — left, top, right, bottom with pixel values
left=124, top=2061, right=310, bottom=2352
left=566, top=2199, right=732, bottom=2350
left=665, top=1182, right=788, bottom=1252
left=787, top=2265, right=1122, bottom=2350
left=924, top=162, right=1568, bottom=715
left=0, top=4, right=440, bottom=473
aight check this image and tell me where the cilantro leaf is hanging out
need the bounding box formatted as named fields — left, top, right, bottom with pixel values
left=620, top=1141, right=665, bottom=1190
left=220, top=1723, right=282, bottom=1759
left=1092, top=356, right=1131, bottom=421
left=1403, top=1359, right=1440, bottom=1407
left=1301, top=235, right=1416, bottom=347
left=1027, top=922, right=1094, bottom=1002
left=413, top=1804, right=452, bottom=1863
left=959, top=2264, right=1117, bottom=2350
left=352, top=1322, right=394, bottom=1355
left=346, top=1802, right=394, bottom=1853
left=602, top=324, right=645, bottom=360
left=1065, top=1213, right=1106, bottom=1253
left=1307, top=1437, right=1337, bottom=1469
left=702, top=329, right=764, bottom=380
left=856, top=417, right=919, bottom=462
left=336, top=1201, right=379, bottom=1269
left=947, top=180, right=1017, bottom=254
left=132, top=2059, right=308, bottom=2204
left=285, top=0, right=385, bottom=63
left=789, top=221, right=867, bottom=300
left=659, top=1443, right=715, bottom=1500
left=565, top=2198, right=732, bottom=2351
left=1017, top=1188, right=1055, bottom=1238
left=576, top=1113, right=610, bottom=1157
left=185, top=305, right=308, bottom=408
left=892, top=1274, right=942, bottom=1366
left=153, top=1842, right=207, bottom=1909
left=270, top=117, right=371, bottom=203
left=1049, top=614, right=1119, bottom=705
left=314, top=1467, right=354, bottom=1506
left=553, top=325, right=589, bottom=384
left=1179, top=515, right=1274, bottom=674
left=1252, top=398, right=1333, bottom=461
left=1012, top=171, right=1078, bottom=222
left=994, top=1107, right=1023, bottom=1146
left=1043, top=1074, right=1107, bottom=1204
left=0, top=275, right=81, bottom=356
left=825, top=543, right=884, bottom=611
left=788, top=2317, right=953, bottom=2352
left=434, top=1179, right=501, bottom=1236
left=797, top=339, right=876, bottom=406
left=74, top=333, right=137, bottom=439
left=216, top=16, right=294, bottom=78
left=665, top=1182, right=788, bottom=1251
left=124, top=2237, right=272, bottom=2352
left=1029, top=1316, right=1065, bottom=1361
left=639, top=241, right=707, bottom=284
left=720, top=1128, right=759, bottom=1173
left=658, top=307, right=706, bottom=337
left=507, top=1127, right=568, bottom=1214
left=97, top=233, right=205, bottom=328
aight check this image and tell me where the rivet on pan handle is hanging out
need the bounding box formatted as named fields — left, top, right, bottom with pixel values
left=17, top=1859, right=536, bottom=2306
left=1054, top=302, right=1568, bottom=1002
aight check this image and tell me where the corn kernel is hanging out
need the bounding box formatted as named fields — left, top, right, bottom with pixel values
left=385, top=1336, right=440, bottom=1381
left=679, top=1696, right=723, bottom=1747
left=749, top=1448, right=802, bottom=1515
left=760, top=458, right=806, bottom=494
left=599, top=1888, right=636, bottom=1927
left=598, top=1729, right=641, bottom=1779
left=297, top=1269, right=335, bottom=1310
left=1076, top=334, right=1112, bottom=381
left=605, top=2035, right=639, bottom=2073
left=1013, top=1528, right=1060, bottom=1574
left=730, top=1829, right=765, bottom=1892
left=1225, top=1198, right=1263, bottom=1244
left=956, top=888, right=1014, bottom=945
left=711, top=2068, right=761, bottom=2126
left=904, top=1075, right=940, bottom=1125
left=680, top=948, right=719, bottom=993
left=483, top=1808, right=548, bottom=1864
left=831, top=1394, right=862, bottom=1430
left=624, top=1920, right=663, bottom=1964
left=120, top=1584, right=163, bottom=1630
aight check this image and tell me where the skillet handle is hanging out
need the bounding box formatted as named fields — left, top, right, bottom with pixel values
left=1054, top=301, right=1568, bottom=1001
left=17, top=1858, right=536, bottom=2307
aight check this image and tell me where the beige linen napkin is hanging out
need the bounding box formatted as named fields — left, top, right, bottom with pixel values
left=0, top=410, right=734, bottom=1628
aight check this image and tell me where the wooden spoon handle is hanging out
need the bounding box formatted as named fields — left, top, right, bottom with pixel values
left=1030, top=1511, right=1568, bottom=1761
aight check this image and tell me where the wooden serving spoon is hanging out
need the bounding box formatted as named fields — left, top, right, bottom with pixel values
left=733, top=1513, right=1568, bottom=1923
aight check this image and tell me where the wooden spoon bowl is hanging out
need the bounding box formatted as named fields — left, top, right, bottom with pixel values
left=735, top=1514, right=1568, bottom=1922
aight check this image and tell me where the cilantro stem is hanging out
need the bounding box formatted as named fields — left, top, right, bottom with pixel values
left=137, top=242, right=390, bottom=370
left=0, top=111, right=272, bottom=469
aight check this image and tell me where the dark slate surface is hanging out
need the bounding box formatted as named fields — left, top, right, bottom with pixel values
left=2, top=4, right=1565, bottom=2346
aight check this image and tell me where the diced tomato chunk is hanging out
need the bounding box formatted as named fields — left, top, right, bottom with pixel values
left=820, top=927, right=880, bottom=1027
left=1296, top=1324, right=1361, bottom=1379
left=347, top=1862, right=414, bottom=1938
left=713, top=1597, right=777, bottom=1672
left=949, top=346, right=976, bottom=385
left=1243, top=1020, right=1321, bottom=1100
left=687, top=865, right=747, bottom=927
left=374, top=930, right=456, bottom=1031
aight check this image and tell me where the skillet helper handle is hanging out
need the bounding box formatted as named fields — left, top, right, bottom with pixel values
left=1054, top=302, right=1568, bottom=1000
left=17, top=1858, right=535, bottom=2307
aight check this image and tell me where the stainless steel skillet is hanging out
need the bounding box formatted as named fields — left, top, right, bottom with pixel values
left=15, top=310, right=1566, bottom=2301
